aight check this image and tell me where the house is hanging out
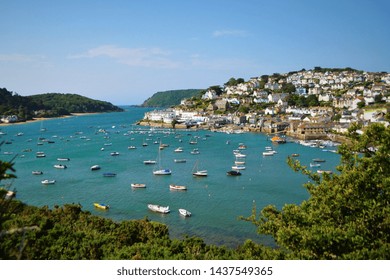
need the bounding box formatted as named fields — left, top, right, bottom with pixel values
left=202, top=89, right=218, bottom=100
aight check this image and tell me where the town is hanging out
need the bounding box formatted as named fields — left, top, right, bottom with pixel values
left=141, top=67, right=389, bottom=142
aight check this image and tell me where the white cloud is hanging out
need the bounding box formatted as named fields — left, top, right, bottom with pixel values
left=0, top=53, right=46, bottom=63
left=212, top=29, right=250, bottom=38
left=69, top=45, right=180, bottom=69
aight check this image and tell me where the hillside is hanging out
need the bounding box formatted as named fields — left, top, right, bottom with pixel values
left=0, top=88, right=123, bottom=122
left=141, top=89, right=203, bottom=107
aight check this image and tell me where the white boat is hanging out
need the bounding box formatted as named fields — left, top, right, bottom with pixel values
left=57, top=158, right=70, bottom=161
left=32, top=170, right=43, bottom=175
left=235, top=153, right=246, bottom=158
left=41, top=179, right=56, bottom=185
left=147, top=204, right=170, bottom=214
left=262, top=151, right=274, bottom=156
left=174, top=159, right=187, bottom=163
left=310, top=163, right=321, bottom=168
left=110, top=152, right=120, bottom=156
left=169, top=184, right=187, bottom=191
left=174, top=147, right=183, bottom=152
left=128, top=146, right=136, bottom=149
left=179, top=208, right=191, bottom=217
left=192, top=160, right=207, bottom=177
left=90, top=165, right=101, bottom=171
left=190, top=148, right=200, bottom=155
left=54, top=164, right=67, bottom=169
left=143, top=160, right=156, bottom=165
left=317, top=170, right=333, bottom=174
left=232, top=165, right=246, bottom=170
left=153, top=142, right=172, bottom=175
left=131, top=183, right=146, bottom=188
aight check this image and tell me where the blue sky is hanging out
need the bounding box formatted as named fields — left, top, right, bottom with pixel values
left=1, top=0, right=389, bottom=105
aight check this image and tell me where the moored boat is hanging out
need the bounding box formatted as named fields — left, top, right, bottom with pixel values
left=147, top=204, right=170, bottom=214
left=103, top=172, right=116, bottom=177
left=90, top=165, right=101, bottom=171
left=41, top=179, right=56, bottom=185
left=227, top=170, right=241, bottom=176
left=271, top=135, right=286, bottom=143
left=54, top=164, right=67, bottom=169
left=57, top=158, right=70, bottom=161
left=317, top=170, right=333, bottom=174
left=174, top=159, right=187, bottom=163
left=169, top=184, right=187, bottom=191
left=310, top=163, right=321, bottom=168
left=94, top=203, right=109, bottom=210
left=232, top=165, right=245, bottom=170
left=143, top=160, right=156, bottom=165
left=153, top=169, right=172, bottom=175
left=32, top=170, right=43, bottom=175
left=313, top=158, right=326, bottom=162
left=131, top=183, right=146, bottom=188
left=179, top=208, right=191, bottom=217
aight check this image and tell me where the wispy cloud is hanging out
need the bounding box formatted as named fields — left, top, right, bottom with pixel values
left=69, top=45, right=180, bottom=69
left=0, top=53, right=46, bottom=63
left=212, top=29, right=250, bottom=38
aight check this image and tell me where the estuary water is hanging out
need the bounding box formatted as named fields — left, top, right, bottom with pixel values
left=0, top=106, right=340, bottom=247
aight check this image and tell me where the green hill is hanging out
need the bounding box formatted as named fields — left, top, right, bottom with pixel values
left=141, top=89, right=203, bottom=107
left=0, top=88, right=123, bottom=121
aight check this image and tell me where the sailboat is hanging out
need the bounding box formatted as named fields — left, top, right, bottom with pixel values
left=153, top=142, right=172, bottom=175
left=192, top=160, right=207, bottom=177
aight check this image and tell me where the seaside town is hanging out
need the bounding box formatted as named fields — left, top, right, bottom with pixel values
left=140, top=68, right=389, bottom=143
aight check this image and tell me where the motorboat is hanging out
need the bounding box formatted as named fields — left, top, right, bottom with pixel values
left=169, top=184, right=187, bottom=191
left=90, top=165, right=101, bottom=171
left=54, top=164, right=67, bottom=169
left=193, top=170, right=208, bottom=177
left=174, top=159, right=187, bottom=163
left=103, top=172, right=116, bottom=177
left=179, top=208, right=191, bottom=217
left=41, top=179, right=56, bottom=185
left=227, top=170, right=241, bottom=176
left=232, top=165, right=245, bottom=170
left=147, top=204, right=170, bottom=214
left=94, top=203, right=109, bottom=210
left=57, top=158, right=70, bottom=161
left=153, top=169, right=172, bottom=175
left=143, top=160, right=156, bottom=165
left=131, top=183, right=146, bottom=188
left=310, top=163, right=321, bottom=168
left=32, top=171, right=43, bottom=175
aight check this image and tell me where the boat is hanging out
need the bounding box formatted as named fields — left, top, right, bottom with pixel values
left=93, top=203, right=109, bottom=210
left=143, top=160, right=156, bottom=165
left=57, top=158, right=70, bottom=161
left=169, top=184, right=187, bottom=191
left=110, top=152, right=120, bottom=156
left=227, top=170, right=241, bottom=176
left=179, top=208, right=191, bottom=217
left=262, top=151, right=274, bottom=156
left=41, top=179, right=56, bottom=185
left=32, top=171, right=43, bottom=175
left=235, top=160, right=245, bottom=165
left=131, top=183, right=146, bottom=188
left=36, top=152, right=46, bottom=158
left=232, top=165, right=245, bottom=170
left=313, top=158, right=326, bottom=162
left=238, top=144, right=247, bottom=150
left=291, top=153, right=300, bottom=157
left=153, top=143, right=172, bottom=175
left=5, top=190, right=16, bottom=199
left=103, top=172, right=116, bottom=177
left=90, top=165, right=101, bottom=171
left=192, top=160, right=207, bottom=177
left=190, top=148, right=200, bottom=155
left=235, top=153, right=246, bottom=158
left=147, top=204, right=170, bottom=214
left=317, top=170, right=333, bottom=174
left=310, top=163, right=321, bottom=168
left=174, top=159, right=187, bottom=163
left=54, top=164, right=67, bottom=169
left=270, top=135, right=286, bottom=143
left=174, top=147, right=184, bottom=152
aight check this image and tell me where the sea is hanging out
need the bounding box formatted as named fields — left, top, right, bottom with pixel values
left=0, top=106, right=341, bottom=248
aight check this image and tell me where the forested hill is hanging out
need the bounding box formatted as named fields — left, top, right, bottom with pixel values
left=0, top=88, right=123, bottom=121
left=141, top=89, right=203, bottom=107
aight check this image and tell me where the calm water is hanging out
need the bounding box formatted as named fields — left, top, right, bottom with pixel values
left=0, top=107, right=340, bottom=247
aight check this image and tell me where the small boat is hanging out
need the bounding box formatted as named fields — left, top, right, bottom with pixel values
left=41, top=179, right=56, bottom=185
left=313, top=158, right=326, bottom=162
left=169, top=184, right=187, bottom=191
left=174, top=147, right=184, bottom=152
left=235, top=153, right=246, bottom=158
left=94, top=203, right=109, bottom=210
left=147, top=204, right=170, bottom=214
left=271, top=135, right=286, bottom=144
left=103, top=172, right=116, bottom=177
left=193, top=170, right=208, bottom=177
left=5, top=190, right=16, bottom=199
left=110, top=152, right=120, bottom=156
left=32, top=171, right=43, bottom=175
left=179, top=208, right=191, bottom=217
left=153, top=169, right=172, bottom=175
left=227, top=170, right=241, bottom=176
left=291, top=153, right=300, bottom=157
left=36, top=153, right=46, bottom=158
left=128, top=146, right=136, bottom=149
left=174, top=159, right=187, bottom=163
left=190, top=148, right=200, bottom=155
left=57, top=158, right=70, bottom=161
left=90, top=165, right=101, bottom=171
left=54, top=164, right=67, bottom=169
left=235, top=160, right=245, bottom=165
left=143, top=160, right=157, bottom=165
left=131, top=183, right=146, bottom=188
left=317, top=170, right=333, bottom=174
left=310, top=163, right=321, bottom=168
left=238, top=144, right=247, bottom=150
left=232, top=165, right=245, bottom=170
left=262, top=151, right=274, bottom=156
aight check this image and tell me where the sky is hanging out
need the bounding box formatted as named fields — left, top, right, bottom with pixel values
left=1, top=0, right=389, bottom=105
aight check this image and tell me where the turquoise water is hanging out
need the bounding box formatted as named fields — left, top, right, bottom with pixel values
left=0, top=107, right=340, bottom=247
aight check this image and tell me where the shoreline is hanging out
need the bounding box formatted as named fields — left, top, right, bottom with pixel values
left=0, top=112, right=102, bottom=127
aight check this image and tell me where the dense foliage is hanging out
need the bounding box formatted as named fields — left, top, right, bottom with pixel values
left=243, top=121, right=390, bottom=259
left=141, top=89, right=203, bottom=107
left=0, top=88, right=123, bottom=120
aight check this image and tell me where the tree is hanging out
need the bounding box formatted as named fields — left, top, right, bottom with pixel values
left=243, top=123, right=390, bottom=259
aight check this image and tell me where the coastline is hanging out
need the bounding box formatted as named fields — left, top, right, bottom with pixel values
left=0, top=112, right=102, bottom=127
